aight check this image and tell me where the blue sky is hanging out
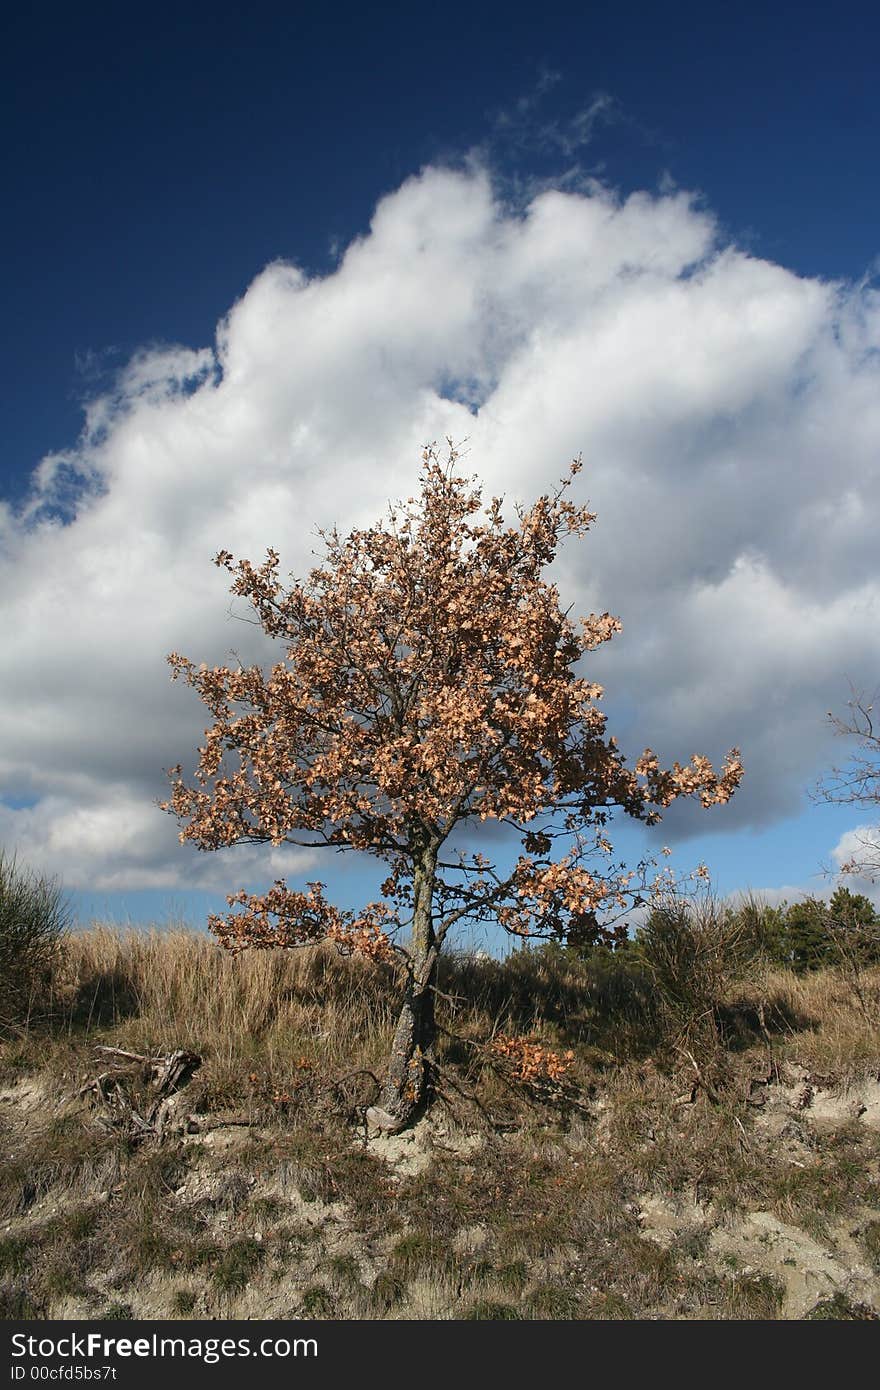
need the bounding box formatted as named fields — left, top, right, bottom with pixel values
left=2, top=1, right=879, bottom=939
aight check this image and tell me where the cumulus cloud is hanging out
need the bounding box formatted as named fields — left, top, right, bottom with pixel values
left=830, top=824, right=880, bottom=893
left=0, top=789, right=318, bottom=893
left=2, top=161, right=879, bottom=896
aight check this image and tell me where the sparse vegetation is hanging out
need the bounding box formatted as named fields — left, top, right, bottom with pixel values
left=0, top=913, right=877, bottom=1321
left=805, top=1292, right=879, bottom=1320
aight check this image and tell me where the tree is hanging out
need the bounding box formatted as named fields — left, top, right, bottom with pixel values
left=816, top=689, right=880, bottom=881
left=828, top=885, right=877, bottom=928
left=162, top=445, right=743, bottom=1131
left=780, top=898, right=835, bottom=973
left=749, top=890, right=879, bottom=974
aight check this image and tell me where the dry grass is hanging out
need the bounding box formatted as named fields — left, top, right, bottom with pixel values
left=0, top=925, right=878, bottom=1321
left=10, top=925, right=401, bottom=1113
left=752, top=965, right=880, bottom=1078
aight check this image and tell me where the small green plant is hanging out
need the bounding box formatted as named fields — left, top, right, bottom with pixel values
left=729, top=1271, right=784, bottom=1319
left=251, top=1196, right=286, bottom=1222
left=806, top=1292, right=879, bottom=1320
left=368, top=1270, right=405, bottom=1313
left=486, top=1260, right=529, bottom=1294
left=0, top=1237, right=29, bottom=1277
left=128, top=1223, right=175, bottom=1271
left=522, top=1285, right=581, bottom=1318
left=170, top=1288, right=197, bottom=1317
left=298, top=1284, right=335, bottom=1318
left=40, top=1259, right=83, bottom=1301
left=860, top=1220, right=880, bottom=1272
left=101, top=1302, right=134, bottom=1321
left=389, top=1231, right=442, bottom=1273
left=462, top=1300, right=523, bottom=1320
left=60, top=1205, right=102, bottom=1242
left=326, top=1254, right=362, bottom=1290
left=211, top=1239, right=264, bottom=1295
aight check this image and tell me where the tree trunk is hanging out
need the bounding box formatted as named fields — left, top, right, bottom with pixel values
left=368, top=846, right=438, bottom=1133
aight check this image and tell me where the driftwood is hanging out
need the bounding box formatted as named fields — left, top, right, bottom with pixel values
left=77, top=1046, right=201, bottom=1141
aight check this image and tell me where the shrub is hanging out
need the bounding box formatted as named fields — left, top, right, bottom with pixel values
left=633, top=893, right=759, bottom=1051
left=0, top=848, right=71, bottom=1035
left=170, top=1288, right=197, bottom=1317
left=298, top=1285, right=335, bottom=1318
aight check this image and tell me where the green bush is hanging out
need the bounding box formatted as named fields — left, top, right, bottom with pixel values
left=0, top=848, right=70, bottom=1034
left=652, top=889, right=880, bottom=979
left=633, top=894, right=759, bottom=1049
left=782, top=898, right=839, bottom=972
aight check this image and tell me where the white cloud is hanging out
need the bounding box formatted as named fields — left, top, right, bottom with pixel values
left=2, top=161, right=879, bottom=894
left=831, top=823, right=880, bottom=891
left=0, top=790, right=317, bottom=893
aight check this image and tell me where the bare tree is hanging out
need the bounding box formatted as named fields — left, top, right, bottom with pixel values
left=815, top=686, right=880, bottom=882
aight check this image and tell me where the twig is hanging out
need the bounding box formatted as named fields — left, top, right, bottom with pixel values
left=675, top=1046, right=721, bottom=1105
left=93, top=1046, right=153, bottom=1063
left=672, top=1084, right=699, bottom=1107
left=424, top=1059, right=518, bottom=1132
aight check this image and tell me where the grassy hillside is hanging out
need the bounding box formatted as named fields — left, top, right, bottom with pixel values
left=1, top=924, right=879, bottom=1320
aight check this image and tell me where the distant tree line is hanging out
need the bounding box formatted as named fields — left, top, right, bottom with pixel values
left=557, top=886, right=880, bottom=977
left=737, top=887, right=880, bottom=973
